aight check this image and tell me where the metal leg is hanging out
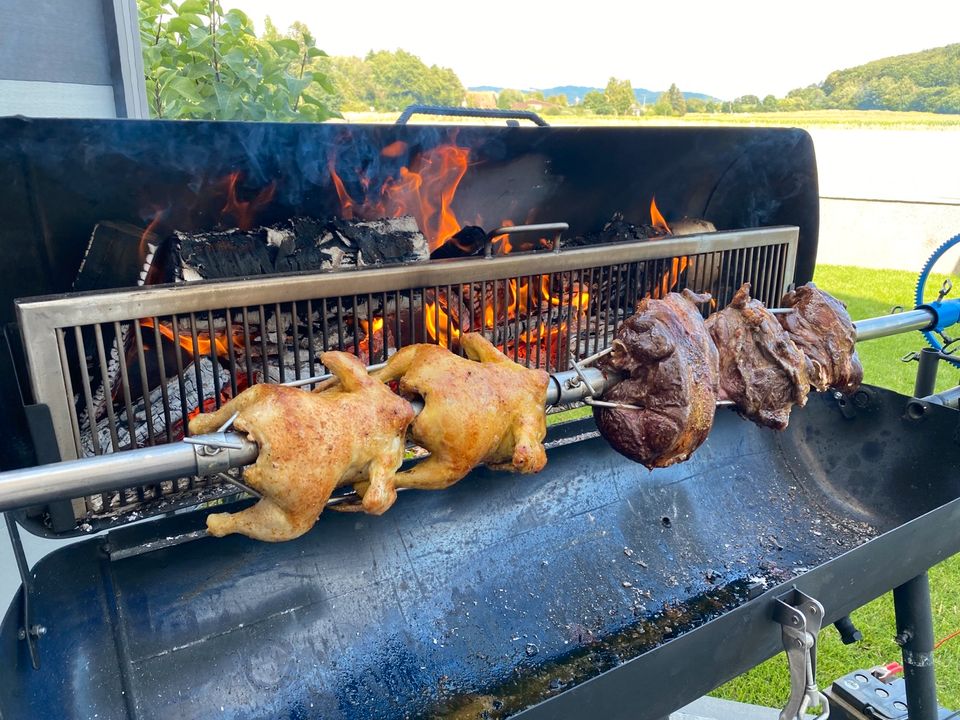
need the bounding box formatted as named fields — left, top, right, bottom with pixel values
left=913, top=347, right=941, bottom=397
left=5, top=512, right=42, bottom=669
left=893, top=574, right=938, bottom=720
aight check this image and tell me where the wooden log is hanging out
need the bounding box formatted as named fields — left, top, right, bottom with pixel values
left=175, top=215, right=428, bottom=281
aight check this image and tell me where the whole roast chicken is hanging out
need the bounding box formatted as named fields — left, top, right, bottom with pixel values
left=189, top=351, right=415, bottom=542
left=358, top=332, right=550, bottom=494
left=595, top=289, right=720, bottom=468
left=777, top=282, right=863, bottom=394
left=705, top=283, right=810, bottom=430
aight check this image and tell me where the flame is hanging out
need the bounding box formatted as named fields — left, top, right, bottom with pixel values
left=490, top=219, right=515, bottom=255
left=645, top=197, right=690, bottom=298
left=423, top=277, right=591, bottom=366
left=650, top=197, right=671, bottom=234
left=140, top=318, right=240, bottom=358
left=357, top=316, right=385, bottom=356
left=381, top=141, right=408, bottom=158
left=330, top=143, right=471, bottom=251
left=424, top=300, right=461, bottom=348
left=221, top=172, right=276, bottom=230
left=139, top=209, right=165, bottom=262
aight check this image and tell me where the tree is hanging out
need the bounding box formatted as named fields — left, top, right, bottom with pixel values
left=685, top=97, right=706, bottom=113
left=604, top=77, right=635, bottom=115
left=138, top=0, right=338, bottom=121
left=666, top=83, right=686, bottom=115
left=761, top=94, right=779, bottom=112
left=497, top=88, right=525, bottom=110
left=582, top=90, right=612, bottom=115
left=364, top=50, right=464, bottom=111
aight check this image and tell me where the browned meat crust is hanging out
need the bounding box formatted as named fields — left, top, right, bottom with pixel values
left=778, top=282, right=863, bottom=394
left=594, top=289, right=720, bottom=468
left=189, top=351, right=415, bottom=542
left=705, top=283, right=810, bottom=430
left=364, top=332, right=550, bottom=492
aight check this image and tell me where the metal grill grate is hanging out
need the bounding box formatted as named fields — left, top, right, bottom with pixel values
left=16, top=227, right=797, bottom=528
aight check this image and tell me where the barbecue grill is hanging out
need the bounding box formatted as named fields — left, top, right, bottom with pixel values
left=1, top=112, right=959, bottom=720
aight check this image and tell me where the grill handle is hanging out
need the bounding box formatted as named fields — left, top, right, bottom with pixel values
left=396, top=105, right=549, bottom=127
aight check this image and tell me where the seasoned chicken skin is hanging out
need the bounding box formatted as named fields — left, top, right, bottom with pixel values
left=705, top=283, right=810, bottom=430
left=778, top=283, right=863, bottom=394
left=189, top=351, right=414, bottom=542
left=365, top=333, right=549, bottom=493
left=594, top=289, right=720, bottom=468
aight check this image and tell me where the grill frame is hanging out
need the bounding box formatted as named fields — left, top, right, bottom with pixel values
left=15, top=226, right=797, bottom=531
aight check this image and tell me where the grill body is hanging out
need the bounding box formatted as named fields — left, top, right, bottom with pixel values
left=1, top=389, right=958, bottom=719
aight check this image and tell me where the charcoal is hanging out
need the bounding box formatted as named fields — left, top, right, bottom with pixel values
left=430, top=225, right=487, bottom=258
left=75, top=220, right=167, bottom=290
left=176, top=215, right=428, bottom=281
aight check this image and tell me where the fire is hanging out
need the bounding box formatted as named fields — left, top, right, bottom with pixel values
left=330, top=143, right=471, bottom=252
left=647, top=197, right=689, bottom=298
left=221, top=172, right=276, bottom=231
left=358, top=316, right=384, bottom=354
left=140, top=318, right=240, bottom=358
left=424, top=299, right=461, bottom=349
left=650, top=197, right=671, bottom=234
left=423, top=277, right=591, bottom=366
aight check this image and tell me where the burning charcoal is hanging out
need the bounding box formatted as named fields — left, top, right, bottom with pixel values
left=176, top=215, right=428, bottom=281
left=78, top=356, right=231, bottom=456
left=430, top=225, right=486, bottom=258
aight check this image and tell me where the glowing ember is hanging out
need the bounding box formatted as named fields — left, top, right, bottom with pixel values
left=330, top=143, right=471, bottom=252
left=140, top=318, right=241, bottom=358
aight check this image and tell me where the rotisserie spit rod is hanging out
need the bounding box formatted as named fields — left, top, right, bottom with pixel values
left=0, top=304, right=948, bottom=515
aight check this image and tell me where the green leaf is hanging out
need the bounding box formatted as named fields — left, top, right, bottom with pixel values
left=313, top=72, right=335, bottom=94
left=168, top=76, right=203, bottom=102
left=166, top=17, right=194, bottom=35
left=176, top=0, right=208, bottom=14
left=268, top=39, right=301, bottom=55
left=306, top=47, right=328, bottom=58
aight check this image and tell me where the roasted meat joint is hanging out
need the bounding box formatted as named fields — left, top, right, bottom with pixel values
left=7, top=117, right=960, bottom=720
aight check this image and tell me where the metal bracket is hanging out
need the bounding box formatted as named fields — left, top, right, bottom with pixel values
left=774, top=588, right=829, bottom=720
left=5, top=513, right=43, bottom=669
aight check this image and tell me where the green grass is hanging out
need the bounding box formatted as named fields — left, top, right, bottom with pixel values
left=714, top=264, right=960, bottom=711
left=342, top=109, right=960, bottom=130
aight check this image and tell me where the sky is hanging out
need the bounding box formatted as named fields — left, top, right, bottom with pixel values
left=233, top=0, right=960, bottom=100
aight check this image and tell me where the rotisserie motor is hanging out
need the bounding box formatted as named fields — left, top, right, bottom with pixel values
left=778, top=282, right=864, bottom=394
left=189, top=351, right=415, bottom=542
left=362, top=332, right=550, bottom=493
left=594, top=289, right=720, bottom=468
left=706, top=283, right=810, bottom=430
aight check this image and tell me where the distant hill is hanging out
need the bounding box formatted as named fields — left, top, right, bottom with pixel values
left=470, top=85, right=717, bottom=104
left=814, top=44, right=960, bottom=113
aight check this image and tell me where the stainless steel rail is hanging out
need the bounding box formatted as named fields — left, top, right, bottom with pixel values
left=0, top=306, right=941, bottom=516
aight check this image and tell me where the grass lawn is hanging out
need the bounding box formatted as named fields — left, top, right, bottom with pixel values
left=715, top=264, right=960, bottom=710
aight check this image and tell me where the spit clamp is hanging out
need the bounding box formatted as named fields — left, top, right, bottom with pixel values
left=774, top=588, right=830, bottom=720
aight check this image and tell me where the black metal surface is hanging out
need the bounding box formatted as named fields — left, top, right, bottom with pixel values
left=894, top=575, right=939, bottom=720
left=1, top=387, right=958, bottom=720
left=396, top=104, right=550, bottom=126
left=833, top=615, right=863, bottom=645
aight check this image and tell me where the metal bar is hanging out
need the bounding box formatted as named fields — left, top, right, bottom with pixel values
left=0, top=298, right=944, bottom=516
left=130, top=323, right=154, bottom=448
left=305, top=300, right=316, bottom=378
left=5, top=513, right=40, bottom=669
left=854, top=309, right=934, bottom=341
left=92, top=324, right=120, bottom=452
left=291, top=301, right=301, bottom=380
left=274, top=303, right=285, bottom=384
left=151, top=318, right=173, bottom=443
left=112, top=321, right=137, bottom=448
left=170, top=314, right=189, bottom=436
left=0, top=434, right=258, bottom=514
left=914, top=347, right=941, bottom=397
left=893, top=573, right=939, bottom=720
left=73, top=327, right=100, bottom=455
